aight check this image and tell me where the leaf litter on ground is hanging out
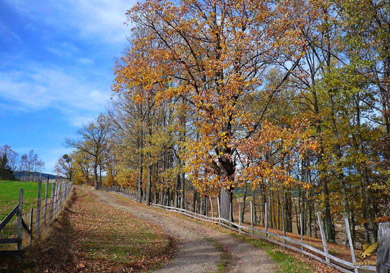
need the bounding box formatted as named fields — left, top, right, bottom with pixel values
left=2, top=187, right=174, bottom=273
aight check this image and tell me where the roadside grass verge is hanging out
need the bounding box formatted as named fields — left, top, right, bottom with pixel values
left=205, top=237, right=231, bottom=273
left=230, top=233, right=312, bottom=273
left=1, top=187, right=173, bottom=273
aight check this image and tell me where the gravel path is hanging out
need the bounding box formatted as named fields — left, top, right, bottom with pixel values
left=94, top=190, right=278, bottom=273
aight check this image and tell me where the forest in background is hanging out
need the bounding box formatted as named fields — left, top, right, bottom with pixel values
left=59, top=0, right=390, bottom=247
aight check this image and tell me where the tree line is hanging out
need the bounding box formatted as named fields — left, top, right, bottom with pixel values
left=66, top=0, right=390, bottom=246
left=0, top=145, right=45, bottom=181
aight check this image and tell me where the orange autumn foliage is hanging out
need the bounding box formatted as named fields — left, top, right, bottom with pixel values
left=113, top=0, right=318, bottom=194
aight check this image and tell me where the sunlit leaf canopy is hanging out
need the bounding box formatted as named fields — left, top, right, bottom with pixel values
left=113, top=0, right=318, bottom=194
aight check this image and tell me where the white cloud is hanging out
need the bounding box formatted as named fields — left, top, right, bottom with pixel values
left=0, top=63, right=111, bottom=126
left=5, top=0, right=135, bottom=46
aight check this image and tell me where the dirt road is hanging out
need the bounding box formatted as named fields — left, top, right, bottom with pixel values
left=95, top=190, right=278, bottom=273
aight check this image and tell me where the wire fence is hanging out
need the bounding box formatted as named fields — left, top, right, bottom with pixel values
left=0, top=181, right=73, bottom=257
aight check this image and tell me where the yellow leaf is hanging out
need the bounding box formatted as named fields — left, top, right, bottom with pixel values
left=359, top=242, right=378, bottom=260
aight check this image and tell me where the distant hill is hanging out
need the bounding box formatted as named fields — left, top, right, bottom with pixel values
left=14, top=171, right=65, bottom=181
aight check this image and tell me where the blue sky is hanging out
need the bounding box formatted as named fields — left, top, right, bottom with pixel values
left=0, top=0, right=134, bottom=173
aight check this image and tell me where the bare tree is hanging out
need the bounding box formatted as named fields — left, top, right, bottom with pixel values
left=0, top=145, right=19, bottom=172
left=54, top=154, right=74, bottom=181
left=66, top=114, right=111, bottom=189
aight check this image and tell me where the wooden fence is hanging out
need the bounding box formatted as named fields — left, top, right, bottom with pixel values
left=0, top=181, right=73, bottom=259
left=105, top=186, right=377, bottom=273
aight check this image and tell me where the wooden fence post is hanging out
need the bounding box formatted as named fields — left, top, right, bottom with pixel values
left=62, top=183, right=65, bottom=205
left=36, top=180, right=42, bottom=238
left=265, top=202, right=268, bottom=238
left=44, top=180, right=49, bottom=225
left=317, top=212, right=330, bottom=265
left=17, top=189, right=24, bottom=259
left=59, top=183, right=62, bottom=213
left=55, top=183, right=60, bottom=219
left=344, top=217, right=358, bottom=273
left=59, top=183, right=63, bottom=209
left=377, top=222, right=390, bottom=273
left=50, top=182, right=55, bottom=221
left=54, top=183, right=57, bottom=219
left=250, top=201, right=254, bottom=233
left=62, top=183, right=64, bottom=201
left=29, top=208, right=33, bottom=246
left=56, top=182, right=61, bottom=219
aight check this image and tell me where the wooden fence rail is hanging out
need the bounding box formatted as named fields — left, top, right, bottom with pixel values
left=104, top=186, right=377, bottom=273
left=0, top=181, right=73, bottom=259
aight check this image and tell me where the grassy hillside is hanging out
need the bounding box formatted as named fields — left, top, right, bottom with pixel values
left=0, top=180, right=53, bottom=217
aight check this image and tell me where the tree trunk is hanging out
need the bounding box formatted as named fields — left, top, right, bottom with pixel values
left=179, top=98, right=186, bottom=209
left=355, top=94, right=377, bottom=242
left=137, top=152, right=143, bottom=203
left=181, top=170, right=185, bottom=209
left=329, top=91, right=352, bottom=243
left=294, top=200, right=299, bottom=234
left=175, top=173, right=180, bottom=208
left=146, top=164, right=152, bottom=206
left=193, top=190, right=198, bottom=212
left=310, top=63, right=335, bottom=241
left=99, top=165, right=102, bottom=188
left=204, top=196, right=208, bottom=216
left=220, top=187, right=233, bottom=221
left=284, top=189, right=292, bottom=233
left=93, top=162, right=98, bottom=190
left=322, top=170, right=335, bottom=242
left=269, top=194, right=273, bottom=229
left=241, top=183, right=248, bottom=224
left=277, top=195, right=281, bottom=230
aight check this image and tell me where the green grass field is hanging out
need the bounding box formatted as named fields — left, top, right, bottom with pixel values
left=0, top=180, right=53, bottom=217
